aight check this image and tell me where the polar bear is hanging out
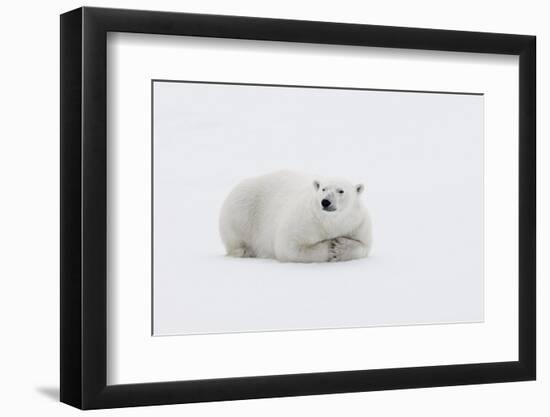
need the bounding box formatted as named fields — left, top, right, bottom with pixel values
left=219, top=170, right=372, bottom=262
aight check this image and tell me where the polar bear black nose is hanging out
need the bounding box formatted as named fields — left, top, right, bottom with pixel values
left=321, top=199, right=331, bottom=208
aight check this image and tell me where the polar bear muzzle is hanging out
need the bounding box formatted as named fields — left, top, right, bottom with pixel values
left=321, top=198, right=336, bottom=211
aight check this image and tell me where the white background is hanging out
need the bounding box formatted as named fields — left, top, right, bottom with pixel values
left=0, top=0, right=545, bottom=416
left=153, top=82, right=484, bottom=335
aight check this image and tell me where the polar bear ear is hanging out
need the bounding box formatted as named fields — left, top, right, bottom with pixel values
left=355, top=184, right=365, bottom=194
left=313, top=180, right=320, bottom=191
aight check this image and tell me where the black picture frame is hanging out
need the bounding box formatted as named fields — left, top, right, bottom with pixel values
left=60, top=6, right=536, bottom=410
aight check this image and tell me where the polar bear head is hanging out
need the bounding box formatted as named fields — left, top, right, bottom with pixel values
left=312, top=178, right=364, bottom=215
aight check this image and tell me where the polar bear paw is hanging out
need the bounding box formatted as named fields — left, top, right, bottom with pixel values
left=329, top=237, right=359, bottom=262
left=227, top=246, right=255, bottom=258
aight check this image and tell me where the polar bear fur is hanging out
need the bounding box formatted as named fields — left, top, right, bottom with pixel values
left=219, top=170, right=372, bottom=263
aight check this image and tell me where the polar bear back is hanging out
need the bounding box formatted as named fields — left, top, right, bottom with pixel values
left=219, top=170, right=311, bottom=258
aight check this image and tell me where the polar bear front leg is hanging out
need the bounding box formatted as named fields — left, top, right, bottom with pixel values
left=328, top=238, right=369, bottom=262
left=329, top=218, right=372, bottom=262
left=275, top=240, right=332, bottom=263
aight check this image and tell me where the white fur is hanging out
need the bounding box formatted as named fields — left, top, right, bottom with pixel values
left=219, top=170, right=372, bottom=263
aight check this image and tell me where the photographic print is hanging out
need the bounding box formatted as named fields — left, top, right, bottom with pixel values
left=152, top=80, right=484, bottom=336
left=61, top=7, right=536, bottom=408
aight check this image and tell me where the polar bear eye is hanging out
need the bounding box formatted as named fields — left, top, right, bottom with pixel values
left=322, top=188, right=326, bottom=192
left=338, top=190, right=344, bottom=194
